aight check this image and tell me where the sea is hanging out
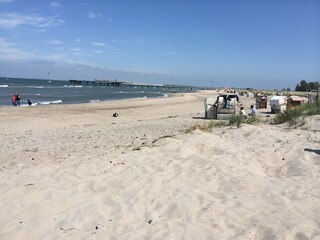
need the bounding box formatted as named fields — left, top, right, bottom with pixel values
left=0, top=78, right=195, bottom=107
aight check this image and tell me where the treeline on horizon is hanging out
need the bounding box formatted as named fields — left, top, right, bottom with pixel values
left=295, top=80, right=319, bottom=92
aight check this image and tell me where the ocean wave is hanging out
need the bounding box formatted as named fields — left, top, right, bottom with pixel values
left=162, top=93, right=168, bottom=97
left=38, top=100, right=63, bottom=105
left=27, top=86, right=44, bottom=89
left=115, top=90, right=128, bottom=94
left=147, top=91, right=164, bottom=95
left=20, top=103, right=38, bottom=107
left=0, top=85, right=9, bottom=87
left=64, top=85, right=82, bottom=88
left=89, top=99, right=100, bottom=103
left=115, top=90, right=145, bottom=94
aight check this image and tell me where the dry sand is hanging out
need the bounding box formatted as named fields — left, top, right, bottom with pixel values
left=0, top=91, right=319, bottom=240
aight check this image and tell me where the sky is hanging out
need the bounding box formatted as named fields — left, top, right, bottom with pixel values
left=0, top=0, right=319, bottom=89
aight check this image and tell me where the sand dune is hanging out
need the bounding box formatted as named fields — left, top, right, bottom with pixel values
left=0, top=92, right=319, bottom=239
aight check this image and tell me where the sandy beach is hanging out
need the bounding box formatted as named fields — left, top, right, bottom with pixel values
left=0, top=91, right=319, bottom=240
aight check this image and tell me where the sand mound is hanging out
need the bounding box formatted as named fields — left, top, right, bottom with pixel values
left=0, top=93, right=319, bottom=239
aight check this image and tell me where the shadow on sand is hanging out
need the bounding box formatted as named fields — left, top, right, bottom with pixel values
left=192, top=116, right=206, bottom=120
left=304, top=148, right=320, bottom=155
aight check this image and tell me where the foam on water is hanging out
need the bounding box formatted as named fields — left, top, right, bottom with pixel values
left=89, top=100, right=100, bottom=103
left=28, top=86, right=44, bottom=88
left=38, top=100, right=63, bottom=105
left=19, top=103, right=38, bottom=107
left=64, top=85, right=83, bottom=88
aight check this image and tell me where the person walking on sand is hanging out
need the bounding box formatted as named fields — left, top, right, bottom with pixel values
left=11, top=94, right=17, bottom=106
left=16, top=94, right=21, bottom=106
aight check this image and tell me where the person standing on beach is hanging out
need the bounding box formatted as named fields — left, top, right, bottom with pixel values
left=11, top=95, right=17, bottom=106
left=16, top=94, right=21, bottom=106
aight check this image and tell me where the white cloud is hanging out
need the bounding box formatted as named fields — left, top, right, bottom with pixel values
left=0, top=38, right=168, bottom=77
left=161, top=52, right=177, bottom=55
left=48, top=40, right=64, bottom=45
left=0, top=38, right=71, bottom=62
left=0, top=13, right=64, bottom=28
left=87, top=12, right=102, bottom=18
left=105, top=18, right=113, bottom=23
left=109, top=67, right=169, bottom=75
left=50, top=2, right=61, bottom=8
left=0, top=38, right=33, bottom=60
left=92, top=42, right=106, bottom=47
left=92, top=42, right=113, bottom=48
left=0, top=38, right=89, bottom=67
left=70, top=48, right=82, bottom=52
left=53, top=46, right=65, bottom=51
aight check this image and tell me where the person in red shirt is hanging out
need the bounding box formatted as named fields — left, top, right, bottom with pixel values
left=11, top=95, right=17, bottom=106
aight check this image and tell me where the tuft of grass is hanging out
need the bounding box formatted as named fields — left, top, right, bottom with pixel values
left=206, top=120, right=228, bottom=129
left=186, top=115, right=261, bottom=133
left=185, top=121, right=228, bottom=133
left=228, top=115, right=260, bottom=128
left=273, top=102, right=320, bottom=126
left=228, top=115, right=244, bottom=128
left=185, top=123, right=203, bottom=133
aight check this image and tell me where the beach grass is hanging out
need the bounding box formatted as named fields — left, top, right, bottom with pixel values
left=187, top=115, right=261, bottom=132
left=228, top=115, right=261, bottom=128
left=273, top=102, right=320, bottom=126
left=185, top=121, right=227, bottom=133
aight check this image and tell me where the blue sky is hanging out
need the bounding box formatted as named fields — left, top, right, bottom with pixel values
left=0, top=0, right=319, bottom=89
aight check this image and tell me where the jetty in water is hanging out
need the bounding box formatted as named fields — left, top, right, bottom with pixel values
left=69, top=79, right=197, bottom=91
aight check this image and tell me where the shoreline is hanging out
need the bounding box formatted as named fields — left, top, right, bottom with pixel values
left=0, top=91, right=177, bottom=108
left=0, top=91, right=215, bottom=165
left=1, top=77, right=201, bottom=107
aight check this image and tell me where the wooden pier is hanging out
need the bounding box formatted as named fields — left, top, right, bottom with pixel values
left=69, top=79, right=196, bottom=91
